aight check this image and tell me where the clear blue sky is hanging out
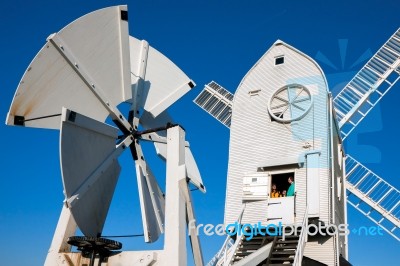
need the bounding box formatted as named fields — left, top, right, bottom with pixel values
left=1, top=0, right=399, bottom=265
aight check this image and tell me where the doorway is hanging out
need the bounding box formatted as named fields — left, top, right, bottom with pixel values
left=270, top=172, right=295, bottom=197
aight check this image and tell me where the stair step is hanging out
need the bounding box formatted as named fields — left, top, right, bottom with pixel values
left=242, top=240, right=264, bottom=245
left=235, top=250, right=255, bottom=255
left=239, top=244, right=265, bottom=249
left=276, top=240, right=299, bottom=244
left=272, top=251, right=296, bottom=255
left=273, top=245, right=297, bottom=250
left=280, top=235, right=300, bottom=239
left=233, top=256, right=247, bottom=260
left=251, top=235, right=275, bottom=239
left=270, top=257, right=294, bottom=261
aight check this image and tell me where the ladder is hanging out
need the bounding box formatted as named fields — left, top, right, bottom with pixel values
left=193, top=81, right=234, bottom=128
left=333, top=28, right=400, bottom=140
left=345, top=155, right=400, bottom=241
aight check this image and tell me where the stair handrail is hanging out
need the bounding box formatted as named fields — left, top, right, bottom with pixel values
left=293, top=206, right=308, bottom=266
left=206, top=204, right=246, bottom=266
left=206, top=236, right=233, bottom=266
left=222, top=204, right=246, bottom=266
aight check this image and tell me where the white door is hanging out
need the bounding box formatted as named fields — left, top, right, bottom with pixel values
left=267, top=197, right=294, bottom=225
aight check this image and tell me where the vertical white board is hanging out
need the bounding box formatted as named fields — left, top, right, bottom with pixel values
left=306, top=151, right=320, bottom=217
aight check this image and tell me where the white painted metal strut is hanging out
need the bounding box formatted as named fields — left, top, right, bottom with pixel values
left=180, top=179, right=204, bottom=266
left=130, top=40, right=149, bottom=129
left=164, top=126, right=204, bottom=266
left=48, top=34, right=132, bottom=133
left=345, top=155, right=400, bottom=241
left=134, top=141, right=165, bottom=242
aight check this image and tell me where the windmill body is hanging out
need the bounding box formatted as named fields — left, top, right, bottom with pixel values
left=196, top=27, right=400, bottom=266
left=223, top=40, right=347, bottom=265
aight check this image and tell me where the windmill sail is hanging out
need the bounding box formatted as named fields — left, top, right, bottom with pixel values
left=333, top=28, right=400, bottom=140
left=60, top=108, right=123, bottom=237
left=345, top=155, right=400, bottom=241
left=129, top=36, right=204, bottom=241
left=5, top=6, right=131, bottom=129
left=193, top=81, right=233, bottom=128
left=331, top=27, right=400, bottom=242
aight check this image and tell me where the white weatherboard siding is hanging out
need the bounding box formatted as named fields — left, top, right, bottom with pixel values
left=303, top=236, right=336, bottom=265
left=225, top=41, right=330, bottom=225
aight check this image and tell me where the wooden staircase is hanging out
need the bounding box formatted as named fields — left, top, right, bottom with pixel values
left=264, top=235, right=300, bottom=266
left=209, top=207, right=309, bottom=266
left=227, top=227, right=302, bottom=266
left=231, top=235, right=271, bottom=264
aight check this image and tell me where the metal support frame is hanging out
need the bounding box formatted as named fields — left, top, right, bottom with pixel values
left=44, top=205, right=77, bottom=266
left=44, top=125, right=204, bottom=265
left=163, top=126, right=189, bottom=265
left=163, top=126, right=204, bottom=266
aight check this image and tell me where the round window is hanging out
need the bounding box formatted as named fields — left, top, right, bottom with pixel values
left=268, top=84, right=313, bottom=123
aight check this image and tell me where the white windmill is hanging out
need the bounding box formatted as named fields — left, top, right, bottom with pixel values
left=194, top=28, right=400, bottom=265
left=6, top=6, right=206, bottom=266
